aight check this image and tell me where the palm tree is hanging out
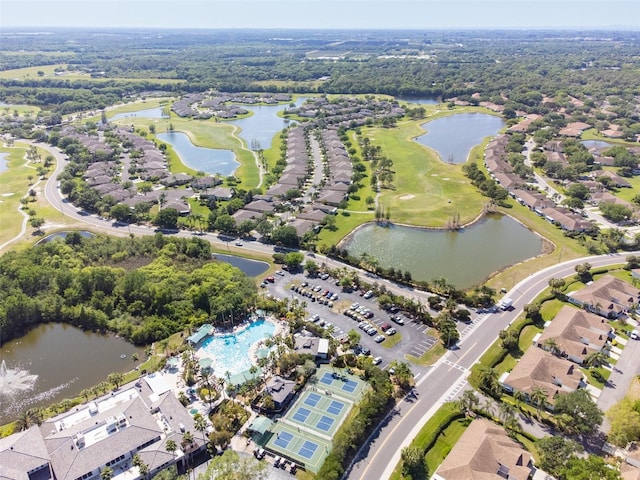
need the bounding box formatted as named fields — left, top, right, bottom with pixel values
left=477, top=366, right=500, bottom=397
left=530, top=387, right=549, bottom=417
left=498, top=402, right=518, bottom=431
left=457, top=389, right=479, bottom=416
left=584, top=351, right=608, bottom=368
left=80, top=389, right=91, bottom=402
left=15, top=408, right=42, bottom=431
left=181, top=431, right=195, bottom=452
left=165, top=439, right=177, bottom=456
left=193, top=414, right=208, bottom=439
left=513, top=390, right=525, bottom=410
left=543, top=338, right=561, bottom=356
left=107, top=372, right=125, bottom=390
left=100, top=466, right=114, bottom=480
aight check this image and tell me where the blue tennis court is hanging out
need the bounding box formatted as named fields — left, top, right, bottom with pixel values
left=319, top=372, right=334, bottom=385
left=274, top=431, right=293, bottom=449
left=292, top=407, right=311, bottom=423
left=316, top=415, right=334, bottom=432
left=342, top=380, right=357, bottom=393
left=327, top=400, right=344, bottom=415
left=305, top=392, right=322, bottom=407
left=298, top=440, right=318, bottom=459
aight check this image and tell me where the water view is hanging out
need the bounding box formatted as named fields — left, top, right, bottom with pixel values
left=109, top=106, right=166, bottom=121
left=342, top=214, right=542, bottom=289
left=415, top=113, right=505, bottom=164
left=229, top=96, right=308, bottom=151
left=156, top=131, right=238, bottom=176
left=397, top=96, right=440, bottom=105
left=215, top=253, right=270, bottom=277
left=0, top=323, right=144, bottom=425
left=0, top=152, right=9, bottom=174
left=200, top=318, right=275, bottom=378
left=582, top=140, right=613, bottom=149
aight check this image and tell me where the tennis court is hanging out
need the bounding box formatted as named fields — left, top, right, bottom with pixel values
left=263, top=366, right=368, bottom=473
left=265, top=423, right=331, bottom=473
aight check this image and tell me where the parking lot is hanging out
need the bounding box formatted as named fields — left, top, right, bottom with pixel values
left=265, top=269, right=438, bottom=373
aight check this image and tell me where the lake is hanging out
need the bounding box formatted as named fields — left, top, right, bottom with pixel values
left=229, top=96, right=308, bottom=151
left=341, top=214, right=543, bottom=289
left=582, top=140, right=613, bottom=150
left=0, top=152, right=9, bottom=174
left=109, top=106, right=166, bottom=121
left=156, top=131, right=238, bottom=176
left=415, top=113, right=505, bottom=164
left=0, top=323, right=144, bottom=425
left=215, top=253, right=270, bottom=277
left=397, top=96, right=440, bottom=105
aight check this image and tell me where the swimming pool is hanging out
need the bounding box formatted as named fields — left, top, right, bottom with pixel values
left=200, top=319, right=275, bottom=378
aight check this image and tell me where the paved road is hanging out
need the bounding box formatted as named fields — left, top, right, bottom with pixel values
left=35, top=141, right=640, bottom=480
left=346, top=251, right=640, bottom=480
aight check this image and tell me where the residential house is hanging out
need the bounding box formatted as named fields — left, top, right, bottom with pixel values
left=567, top=275, right=640, bottom=319
left=501, top=347, right=586, bottom=407
left=432, top=419, right=536, bottom=480
left=536, top=306, right=612, bottom=365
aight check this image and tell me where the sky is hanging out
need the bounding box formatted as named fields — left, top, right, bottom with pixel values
left=1, top=0, right=638, bottom=30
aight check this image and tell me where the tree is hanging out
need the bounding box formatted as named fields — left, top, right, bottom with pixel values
left=477, top=366, right=500, bottom=397
left=271, top=225, right=299, bottom=247
left=554, top=389, right=603, bottom=435
left=214, top=214, right=236, bottom=235
left=439, top=318, right=459, bottom=347
left=305, top=260, right=319, bottom=276
left=548, top=277, right=566, bottom=295
left=536, top=436, right=581, bottom=477
left=530, top=386, right=549, bottom=416
left=14, top=408, right=43, bottom=431
left=107, top=371, right=125, bottom=390
left=574, top=262, right=592, bottom=283
left=197, top=449, right=267, bottom=480
left=30, top=217, right=45, bottom=232
left=132, top=454, right=149, bottom=480
left=100, top=467, right=114, bottom=480
left=401, top=445, right=427, bottom=480
left=110, top=203, right=133, bottom=222
left=583, top=351, right=607, bottom=369
left=283, top=251, right=304, bottom=271
left=561, top=455, right=621, bottom=480
left=165, top=439, right=177, bottom=456
left=457, top=389, right=479, bottom=416
left=607, top=398, right=640, bottom=447
left=154, top=208, right=179, bottom=229
left=346, top=329, right=361, bottom=349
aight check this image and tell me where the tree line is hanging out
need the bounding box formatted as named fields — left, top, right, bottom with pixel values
left=0, top=233, right=257, bottom=346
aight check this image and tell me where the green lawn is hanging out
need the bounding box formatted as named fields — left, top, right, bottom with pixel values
left=424, top=417, right=470, bottom=475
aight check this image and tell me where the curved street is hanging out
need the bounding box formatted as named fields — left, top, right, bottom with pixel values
left=35, top=141, right=640, bottom=480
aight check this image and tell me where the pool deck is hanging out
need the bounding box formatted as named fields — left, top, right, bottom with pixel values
left=195, top=315, right=288, bottom=379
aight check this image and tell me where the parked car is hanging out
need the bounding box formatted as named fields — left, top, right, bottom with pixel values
left=386, top=327, right=396, bottom=335
left=275, top=270, right=285, bottom=276
left=254, top=447, right=266, bottom=459
left=391, top=314, right=405, bottom=325
left=373, top=356, right=382, bottom=365
left=632, top=330, right=639, bottom=340
left=273, top=456, right=281, bottom=468
left=374, top=335, right=386, bottom=343
left=381, top=323, right=392, bottom=332
left=363, top=290, right=374, bottom=299
left=265, top=276, right=275, bottom=283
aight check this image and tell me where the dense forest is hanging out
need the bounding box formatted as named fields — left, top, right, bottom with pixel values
left=0, top=233, right=258, bottom=346
left=1, top=29, right=639, bottom=116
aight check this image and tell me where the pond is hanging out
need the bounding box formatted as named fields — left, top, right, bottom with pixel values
left=582, top=140, right=613, bottom=150
left=0, top=323, right=144, bottom=425
left=156, top=131, right=238, bottom=176
left=341, top=214, right=543, bottom=289
left=0, top=152, right=9, bottom=174
left=109, top=106, right=167, bottom=121
left=396, top=96, right=440, bottom=105
left=228, top=96, right=308, bottom=151
left=35, top=230, right=94, bottom=245
left=415, top=113, right=505, bottom=164
left=215, top=253, right=270, bottom=277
